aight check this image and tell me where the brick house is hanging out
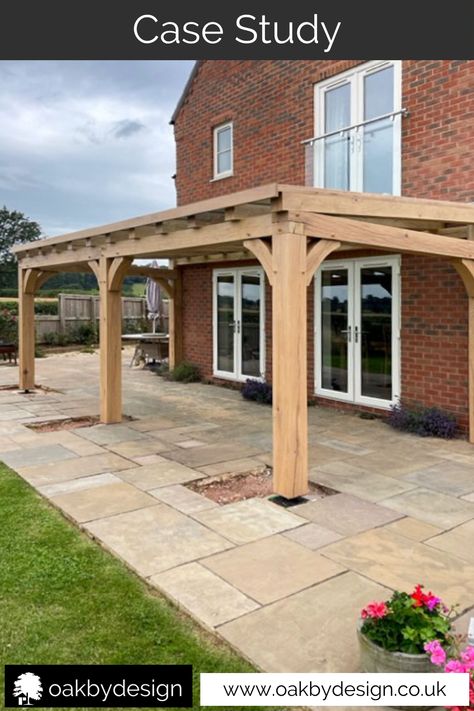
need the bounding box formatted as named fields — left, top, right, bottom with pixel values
left=171, top=60, right=474, bottom=431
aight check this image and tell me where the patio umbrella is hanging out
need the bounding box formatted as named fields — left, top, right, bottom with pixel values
left=145, top=260, right=162, bottom=333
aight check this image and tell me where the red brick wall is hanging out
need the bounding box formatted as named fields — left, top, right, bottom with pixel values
left=175, top=60, right=474, bottom=430
left=401, top=255, right=469, bottom=431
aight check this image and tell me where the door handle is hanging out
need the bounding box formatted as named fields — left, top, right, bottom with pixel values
left=341, top=327, right=351, bottom=342
left=354, top=325, right=359, bottom=343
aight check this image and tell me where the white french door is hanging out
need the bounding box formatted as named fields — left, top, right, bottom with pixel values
left=315, top=256, right=400, bottom=408
left=213, top=267, right=265, bottom=381
left=314, top=60, right=402, bottom=195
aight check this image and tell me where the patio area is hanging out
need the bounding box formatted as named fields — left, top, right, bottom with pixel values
left=0, top=348, right=474, bottom=675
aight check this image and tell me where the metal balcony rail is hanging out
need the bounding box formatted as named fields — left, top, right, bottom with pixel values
left=302, top=108, right=408, bottom=146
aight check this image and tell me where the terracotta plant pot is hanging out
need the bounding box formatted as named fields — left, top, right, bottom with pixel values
left=357, top=622, right=436, bottom=710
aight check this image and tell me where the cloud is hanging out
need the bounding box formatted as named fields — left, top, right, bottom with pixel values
left=112, top=119, right=147, bottom=139
left=0, top=60, right=194, bottom=235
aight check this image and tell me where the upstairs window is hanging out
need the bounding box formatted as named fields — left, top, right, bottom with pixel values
left=313, top=61, right=402, bottom=195
left=213, top=122, right=233, bottom=179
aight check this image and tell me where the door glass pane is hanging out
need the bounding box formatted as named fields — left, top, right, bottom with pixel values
left=324, top=83, right=351, bottom=190
left=321, top=269, right=349, bottom=393
left=360, top=266, right=392, bottom=400
left=364, top=66, right=394, bottom=119
left=240, top=274, right=261, bottom=377
left=216, top=275, right=234, bottom=373
left=363, top=66, right=394, bottom=193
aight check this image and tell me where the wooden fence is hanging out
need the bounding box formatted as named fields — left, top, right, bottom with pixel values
left=35, top=294, right=169, bottom=342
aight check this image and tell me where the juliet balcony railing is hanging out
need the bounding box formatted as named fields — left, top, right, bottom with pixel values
left=302, top=108, right=408, bottom=188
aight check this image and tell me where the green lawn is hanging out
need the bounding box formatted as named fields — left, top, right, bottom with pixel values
left=0, top=464, right=270, bottom=711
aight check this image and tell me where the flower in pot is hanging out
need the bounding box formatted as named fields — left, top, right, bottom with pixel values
left=357, top=585, right=456, bottom=710
left=424, top=640, right=474, bottom=711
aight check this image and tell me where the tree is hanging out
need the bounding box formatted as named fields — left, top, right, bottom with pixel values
left=13, top=672, right=43, bottom=705
left=0, top=207, right=41, bottom=291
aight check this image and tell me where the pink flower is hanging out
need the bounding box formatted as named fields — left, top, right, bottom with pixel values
left=445, top=660, right=467, bottom=673
left=424, top=640, right=447, bottom=666
left=361, top=601, right=389, bottom=619
left=461, top=647, right=474, bottom=670
left=426, top=594, right=442, bottom=611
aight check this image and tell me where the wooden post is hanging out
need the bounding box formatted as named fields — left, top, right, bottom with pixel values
left=272, top=231, right=309, bottom=498
left=18, top=268, right=36, bottom=391
left=97, top=257, right=125, bottom=424
left=168, top=267, right=183, bottom=369
left=453, top=256, right=474, bottom=443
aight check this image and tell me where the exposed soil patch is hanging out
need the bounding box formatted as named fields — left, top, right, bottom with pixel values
left=0, top=384, right=59, bottom=395
left=187, top=467, right=338, bottom=505
left=26, top=414, right=134, bottom=432
left=27, top=415, right=100, bottom=432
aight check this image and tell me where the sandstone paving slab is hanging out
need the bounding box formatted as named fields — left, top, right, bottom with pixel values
left=17, top=451, right=136, bottom=487
left=283, top=523, right=344, bottom=549
left=316, top=438, right=374, bottom=456
left=1, top=444, right=77, bottom=469
left=310, top=462, right=415, bottom=503
left=0, top=408, right=35, bottom=421
left=38, top=472, right=121, bottom=498
left=128, top=416, right=180, bottom=432
left=344, top=451, right=444, bottom=479
left=192, top=498, right=305, bottom=545
left=383, top=517, right=442, bottom=542
left=380, top=488, right=474, bottom=529
left=453, top=608, right=474, bottom=637
left=147, top=424, right=218, bottom=444
left=217, top=572, right=391, bottom=672
left=75, top=424, right=149, bottom=445
left=202, top=535, right=345, bottom=604
left=163, top=442, right=263, bottom=469
left=197, top=458, right=266, bottom=477
left=149, top=484, right=217, bottom=514
left=150, top=562, right=259, bottom=627
left=51, top=482, right=156, bottom=523
left=402, top=462, right=474, bottom=497
left=85, top=504, right=233, bottom=576
left=133, top=454, right=168, bottom=466
left=117, top=462, right=204, bottom=490
left=176, top=439, right=206, bottom=449
left=426, top=520, right=474, bottom=564
left=105, top=439, right=173, bottom=458
left=12, top=430, right=105, bottom=457
left=291, top=494, right=402, bottom=536
left=322, top=527, right=474, bottom=610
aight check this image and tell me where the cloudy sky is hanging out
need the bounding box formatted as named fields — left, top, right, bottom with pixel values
left=0, top=61, right=194, bottom=237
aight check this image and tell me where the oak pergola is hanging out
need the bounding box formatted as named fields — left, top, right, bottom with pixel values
left=13, top=184, right=474, bottom=499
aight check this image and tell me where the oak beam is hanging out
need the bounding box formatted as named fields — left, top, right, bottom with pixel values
left=271, top=231, right=308, bottom=498
left=98, top=257, right=124, bottom=424
left=168, top=266, right=183, bottom=369
left=306, top=240, right=342, bottom=286
left=243, top=239, right=274, bottom=285
left=126, top=265, right=177, bottom=280
left=278, top=185, right=474, bottom=225
left=17, top=213, right=274, bottom=271
left=453, top=259, right=474, bottom=443
left=295, top=212, right=474, bottom=260
left=18, top=268, right=36, bottom=391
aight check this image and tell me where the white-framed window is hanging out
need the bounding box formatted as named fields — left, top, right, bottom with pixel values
left=314, top=60, right=402, bottom=195
left=213, top=122, right=233, bottom=179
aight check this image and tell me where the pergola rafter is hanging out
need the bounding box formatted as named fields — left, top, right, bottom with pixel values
left=13, top=185, right=474, bottom=499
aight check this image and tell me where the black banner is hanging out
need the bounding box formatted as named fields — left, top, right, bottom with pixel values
left=4, top=665, right=193, bottom=708
left=0, top=0, right=473, bottom=59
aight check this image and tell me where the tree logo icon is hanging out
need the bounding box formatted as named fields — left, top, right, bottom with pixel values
left=12, top=672, right=43, bottom=706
